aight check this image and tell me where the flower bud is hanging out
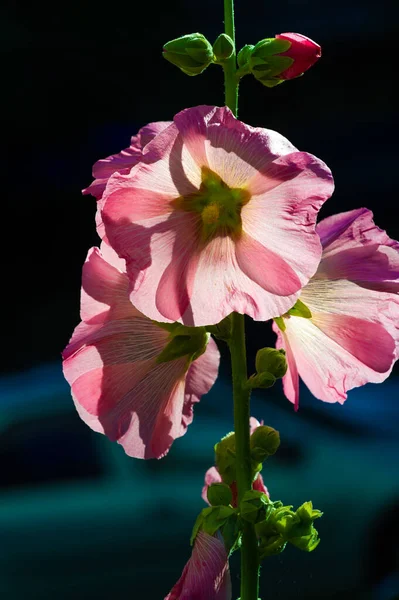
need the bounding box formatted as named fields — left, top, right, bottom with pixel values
left=213, top=34, right=235, bottom=61
left=255, top=347, right=287, bottom=379
left=163, top=33, right=214, bottom=76
left=275, top=33, right=321, bottom=79
left=207, top=483, right=233, bottom=506
left=250, top=425, right=280, bottom=463
left=238, top=33, right=321, bottom=87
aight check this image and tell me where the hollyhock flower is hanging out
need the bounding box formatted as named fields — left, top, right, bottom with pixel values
left=101, top=105, right=334, bottom=326
left=275, top=33, right=321, bottom=80
left=202, top=417, right=269, bottom=506
left=273, top=208, right=399, bottom=408
left=165, top=530, right=231, bottom=600
left=62, top=243, right=220, bottom=459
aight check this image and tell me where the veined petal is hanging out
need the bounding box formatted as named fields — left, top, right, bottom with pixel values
left=282, top=314, right=395, bottom=404
left=165, top=531, right=231, bottom=600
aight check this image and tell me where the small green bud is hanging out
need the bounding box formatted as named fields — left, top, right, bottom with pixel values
left=156, top=329, right=209, bottom=364
left=259, top=535, right=287, bottom=558
left=296, top=501, right=323, bottom=524
left=286, top=298, right=312, bottom=319
left=289, top=529, right=320, bottom=552
left=207, top=483, right=233, bottom=507
left=255, top=347, right=288, bottom=379
left=250, top=425, right=280, bottom=463
left=214, top=432, right=236, bottom=485
left=163, top=33, right=214, bottom=76
left=237, top=44, right=254, bottom=67
left=213, top=34, right=235, bottom=61
left=247, top=372, right=276, bottom=390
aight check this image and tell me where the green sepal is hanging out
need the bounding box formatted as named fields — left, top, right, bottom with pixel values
left=237, top=44, right=254, bottom=67
left=163, top=33, right=214, bottom=76
left=213, top=33, right=235, bottom=61
left=220, top=512, right=241, bottom=555
left=190, top=505, right=236, bottom=545
left=286, top=299, right=312, bottom=319
left=240, top=490, right=272, bottom=524
left=252, top=38, right=291, bottom=58
left=273, top=316, right=286, bottom=332
left=206, top=314, right=233, bottom=341
left=250, top=425, right=280, bottom=465
left=259, top=535, right=287, bottom=559
left=214, top=432, right=236, bottom=485
left=255, top=347, right=287, bottom=379
left=247, top=372, right=276, bottom=390
left=207, top=483, right=233, bottom=507
left=156, top=329, right=209, bottom=364
left=289, top=530, right=321, bottom=552
left=296, top=501, right=323, bottom=524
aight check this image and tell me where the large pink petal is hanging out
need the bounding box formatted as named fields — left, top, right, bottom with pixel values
left=283, top=314, right=395, bottom=404
left=241, top=152, right=333, bottom=287
left=165, top=531, right=231, bottom=600
left=273, top=321, right=300, bottom=409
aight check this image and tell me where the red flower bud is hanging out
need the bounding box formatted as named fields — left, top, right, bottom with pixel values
left=275, top=32, right=321, bottom=79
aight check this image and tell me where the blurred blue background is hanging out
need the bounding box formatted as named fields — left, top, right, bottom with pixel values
left=2, top=0, right=399, bottom=597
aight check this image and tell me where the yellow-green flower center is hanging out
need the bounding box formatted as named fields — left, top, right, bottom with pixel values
left=172, top=167, right=251, bottom=240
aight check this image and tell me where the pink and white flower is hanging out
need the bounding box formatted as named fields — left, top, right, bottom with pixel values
left=62, top=243, right=220, bottom=459
left=101, top=105, right=334, bottom=326
left=202, top=417, right=269, bottom=506
left=274, top=208, right=399, bottom=408
left=165, top=530, right=231, bottom=600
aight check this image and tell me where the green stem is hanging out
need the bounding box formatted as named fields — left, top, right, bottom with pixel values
left=229, top=312, right=260, bottom=600
left=223, top=0, right=238, bottom=115
left=223, top=2, right=259, bottom=597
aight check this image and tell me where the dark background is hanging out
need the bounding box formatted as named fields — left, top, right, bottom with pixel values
left=2, top=0, right=399, bottom=598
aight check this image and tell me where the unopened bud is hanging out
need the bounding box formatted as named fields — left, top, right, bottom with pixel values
left=250, top=425, right=280, bottom=462
left=213, top=34, right=234, bottom=61
left=163, top=33, right=214, bottom=76
left=255, top=347, right=287, bottom=379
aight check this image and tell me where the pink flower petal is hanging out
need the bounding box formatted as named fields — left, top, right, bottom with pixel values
left=83, top=121, right=172, bottom=199
left=165, top=531, right=231, bottom=600
left=282, top=313, right=395, bottom=404
left=242, top=152, right=334, bottom=287
left=253, top=472, right=269, bottom=497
